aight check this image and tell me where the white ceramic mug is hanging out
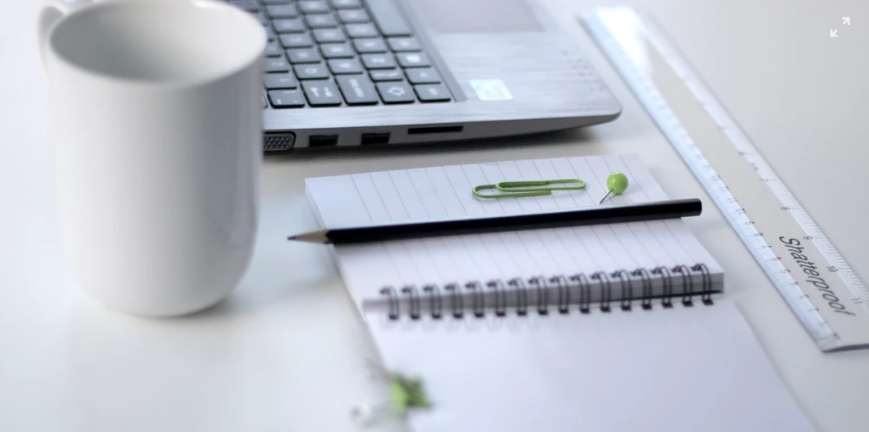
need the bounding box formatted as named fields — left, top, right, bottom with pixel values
left=39, top=0, right=266, bottom=316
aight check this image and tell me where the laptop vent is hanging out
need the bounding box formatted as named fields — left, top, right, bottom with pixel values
left=264, top=133, right=296, bottom=152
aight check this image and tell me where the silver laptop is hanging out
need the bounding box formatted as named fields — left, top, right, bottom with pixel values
left=227, top=0, right=621, bottom=151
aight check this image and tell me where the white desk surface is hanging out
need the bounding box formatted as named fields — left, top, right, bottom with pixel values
left=2, top=0, right=868, bottom=431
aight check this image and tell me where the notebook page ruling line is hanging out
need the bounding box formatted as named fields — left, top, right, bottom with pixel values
left=370, top=171, right=413, bottom=222
left=305, top=175, right=373, bottom=228
left=459, top=164, right=507, bottom=216
left=421, top=166, right=468, bottom=219
left=515, top=159, right=561, bottom=211
left=478, top=162, right=524, bottom=214
left=453, top=162, right=558, bottom=280
left=397, top=168, right=445, bottom=220
left=388, top=170, right=432, bottom=221
left=443, top=165, right=487, bottom=217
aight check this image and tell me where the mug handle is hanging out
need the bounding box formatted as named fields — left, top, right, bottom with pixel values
left=38, top=0, right=95, bottom=65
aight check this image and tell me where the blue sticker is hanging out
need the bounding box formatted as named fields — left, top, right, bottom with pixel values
left=469, top=79, right=513, bottom=101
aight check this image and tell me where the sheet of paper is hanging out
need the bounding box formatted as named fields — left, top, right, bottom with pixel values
left=368, top=299, right=816, bottom=432
left=306, top=155, right=722, bottom=309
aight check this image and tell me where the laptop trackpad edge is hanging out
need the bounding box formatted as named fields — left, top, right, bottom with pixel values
left=403, top=0, right=543, bottom=34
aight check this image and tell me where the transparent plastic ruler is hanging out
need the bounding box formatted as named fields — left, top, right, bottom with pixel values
left=582, top=7, right=869, bottom=351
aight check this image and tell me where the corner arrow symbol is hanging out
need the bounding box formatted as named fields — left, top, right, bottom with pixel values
left=830, top=29, right=838, bottom=37
left=843, top=17, right=850, bottom=25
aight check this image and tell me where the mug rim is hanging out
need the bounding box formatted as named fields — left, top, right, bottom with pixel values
left=46, top=0, right=266, bottom=89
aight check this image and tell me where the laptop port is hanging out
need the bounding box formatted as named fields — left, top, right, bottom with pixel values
left=264, top=133, right=296, bottom=152
left=408, top=126, right=463, bottom=135
left=309, top=135, right=338, bottom=147
left=361, top=132, right=390, bottom=145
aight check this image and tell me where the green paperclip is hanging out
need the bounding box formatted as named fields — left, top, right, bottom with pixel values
left=472, top=179, right=586, bottom=199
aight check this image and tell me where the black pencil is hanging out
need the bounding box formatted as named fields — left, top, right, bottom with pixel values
left=289, top=199, right=702, bottom=245
left=290, top=199, right=702, bottom=245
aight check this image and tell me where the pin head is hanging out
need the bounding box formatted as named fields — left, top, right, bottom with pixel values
left=600, top=172, right=629, bottom=204
left=607, top=172, right=629, bottom=195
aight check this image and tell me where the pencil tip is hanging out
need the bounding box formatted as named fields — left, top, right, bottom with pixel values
left=287, top=236, right=296, bottom=241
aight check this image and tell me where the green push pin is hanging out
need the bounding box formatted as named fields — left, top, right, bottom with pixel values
left=599, top=172, right=629, bottom=204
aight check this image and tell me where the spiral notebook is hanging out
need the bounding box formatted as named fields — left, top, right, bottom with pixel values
left=306, top=154, right=724, bottom=315
left=305, top=155, right=815, bottom=432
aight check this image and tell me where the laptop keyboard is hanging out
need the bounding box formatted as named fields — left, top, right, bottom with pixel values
left=222, top=0, right=454, bottom=108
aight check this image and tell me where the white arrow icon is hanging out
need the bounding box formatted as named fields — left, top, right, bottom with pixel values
left=387, top=87, right=406, bottom=96
left=830, top=29, right=838, bottom=37
left=843, top=17, right=850, bottom=25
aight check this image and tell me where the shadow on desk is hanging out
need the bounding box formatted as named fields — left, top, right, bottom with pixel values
left=267, top=127, right=594, bottom=161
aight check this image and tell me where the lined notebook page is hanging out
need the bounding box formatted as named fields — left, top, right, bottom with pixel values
left=306, top=155, right=722, bottom=309
left=367, top=300, right=816, bottom=432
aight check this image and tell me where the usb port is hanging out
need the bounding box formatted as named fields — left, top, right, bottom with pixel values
left=309, top=135, right=338, bottom=147
left=361, top=132, right=390, bottom=145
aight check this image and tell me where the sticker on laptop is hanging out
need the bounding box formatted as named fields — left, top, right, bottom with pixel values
left=469, top=79, right=513, bottom=101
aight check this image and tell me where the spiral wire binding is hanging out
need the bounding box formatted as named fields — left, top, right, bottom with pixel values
left=379, top=263, right=717, bottom=320
left=693, top=263, right=714, bottom=305
left=529, top=277, right=549, bottom=315
left=672, top=265, right=694, bottom=306
left=401, top=286, right=421, bottom=320
left=445, top=284, right=463, bottom=319
left=612, top=269, right=633, bottom=311
left=467, top=281, right=486, bottom=318
left=509, top=278, right=529, bottom=316
left=631, top=268, right=654, bottom=310
left=551, top=275, right=571, bottom=314
left=652, top=266, right=674, bottom=308
left=591, top=272, right=613, bottom=312
left=422, top=285, right=443, bottom=319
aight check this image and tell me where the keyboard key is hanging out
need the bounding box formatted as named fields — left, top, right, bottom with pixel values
left=415, top=84, right=451, bottom=102
left=305, top=14, right=338, bottom=28
left=252, top=11, right=270, bottom=26
left=263, top=92, right=269, bottom=108
left=376, top=82, right=415, bottom=104
left=266, top=26, right=276, bottom=41
left=265, top=73, right=299, bottom=89
left=229, top=1, right=259, bottom=12
left=298, top=1, right=329, bottom=14
left=286, top=48, right=322, bottom=63
left=345, top=23, right=379, bottom=38
left=294, top=63, right=331, bottom=80
left=330, top=0, right=362, bottom=9
left=280, top=33, right=314, bottom=48
left=337, top=9, right=370, bottom=23
left=266, top=4, right=298, bottom=18
left=273, top=18, right=305, bottom=33
left=264, top=57, right=291, bottom=73
left=264, top=41, right=283, bottom=57
left=336, top=75, right=379, bottom=105
left=262, top=0, right=291, bottom=4
left=269, top=90, right=306, bottom=108
left=405, top=68, right=440, bottom=84
left=369, top=69, right=404, bottom=81
left=328, top=58, right=364, bottom=74
left=312, top=28, right=346, bottom=43
left=302, top=81, right=343, bottom=106
left=320, top=43, right=355, bottom=58
left=361, top=53, right=396, bottom=69
left=353, top=38, right=387, bottom=53
left=367, top=0, right=412, bottom=37
left=396, top=52, right=429, bottom=68
left=387, top=37, right=420, bottom=52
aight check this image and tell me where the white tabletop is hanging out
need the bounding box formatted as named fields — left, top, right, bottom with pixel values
left=2, top=0, right=868, bottom=431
